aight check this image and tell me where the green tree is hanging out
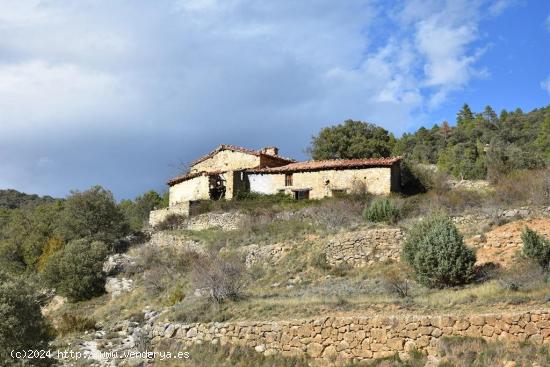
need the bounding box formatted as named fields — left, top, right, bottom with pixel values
left=120, top=190, right=164, bottom=232
left=0, top=271, right=53, bottom=366
left=402, top=215, right=476, bottom=288
left=456, top=103, right=474, bottom=127
left=521, top=227, right=550, bottom=271
left=42, top=238, right=109, bottom=301
left=482, top=105, right=498, bottom=124
left=58, top=186, right=128, bottom=245
left=308, top=120, right=394, bottom=160
left=0, top=202, right=63, bottom=271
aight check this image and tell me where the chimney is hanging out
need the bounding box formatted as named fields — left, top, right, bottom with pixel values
left=261, top=146, right=279, bottom=156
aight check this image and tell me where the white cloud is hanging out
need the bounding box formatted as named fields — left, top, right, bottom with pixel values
left=393, top=0, right=489, bottom=108
left=541, top=76, right=550, bottom=95
left=488, top=0, right=517, bottom=17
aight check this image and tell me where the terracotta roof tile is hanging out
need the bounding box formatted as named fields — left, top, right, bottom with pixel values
left=247, top=157, right=402, bottom=174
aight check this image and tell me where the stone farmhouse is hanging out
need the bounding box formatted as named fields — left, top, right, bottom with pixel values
left=149, top=144, right=401, bottom=225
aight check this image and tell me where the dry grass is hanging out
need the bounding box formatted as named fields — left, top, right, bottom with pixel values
left=437, top=336, right=550, bottom=367
left=156, top=341, right=310, bottom=367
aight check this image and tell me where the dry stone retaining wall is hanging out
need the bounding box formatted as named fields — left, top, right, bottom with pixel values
left=241, top=243, right=294, bottom=268
left=149, top=232, right=205, bottom=254
left=149, top=202, right=190, bottom=227
left=152, top=310, right=550, bottom=363
left=186, top=212, right=248, bottom=231
left=150, top=210, right=248, bottom=232
left=324, top=228, right=404, bottom=267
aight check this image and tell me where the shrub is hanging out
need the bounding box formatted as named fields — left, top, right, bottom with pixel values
left=119, top=190, right=164, bottom=232
left=400, top=161, right=450, bottom=195
left=363, top=197, right=400, bottom=223
left=155, top=213, right=186, bottom=231
left=494, top=169, right=550, bottom=206
left=42, top=238, right=109, bottom=301
left=498, top=261, right=547, bottom=291
left=191, top=253, right=245, bottom=304
left=402, top=215, right=476, bottom=288
left=57, top=185, right=129, bottom=245
left=521, top=227, right=550, bottom=271
left=56, top=313, right=97, bottom=336
left=381, top=266, right=411, bottom=298
left=0, top=271, right=53, bottom=366
left=310, top=251, right=330, bottom=271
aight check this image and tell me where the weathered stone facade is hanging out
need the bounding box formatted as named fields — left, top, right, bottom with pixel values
left=191, top=149, right=262, bottom=174
left=156, top=146, right=402, bottom=223
left=152, top=310, right=550, bottom=363
left=249, top=166, right=398, bottom=198
left=169, top=175, right=211, bottom=206
left=324, top=228, right=404, bottom=267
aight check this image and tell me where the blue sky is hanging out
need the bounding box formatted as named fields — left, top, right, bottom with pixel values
left=0, top=0, right=548, bottom=200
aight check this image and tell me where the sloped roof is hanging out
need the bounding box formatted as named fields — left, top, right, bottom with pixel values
left=190, top=144, right=294, bottom=167
left=167, top=170, right=223, bottom=186
left=247, top=157, right=402, bottom=174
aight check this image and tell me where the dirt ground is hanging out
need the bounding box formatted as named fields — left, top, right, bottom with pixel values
left=469, top=217, right=550, bottom=268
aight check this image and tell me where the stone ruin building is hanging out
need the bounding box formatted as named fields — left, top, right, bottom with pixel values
left=149, top=144, right=401, bottom=225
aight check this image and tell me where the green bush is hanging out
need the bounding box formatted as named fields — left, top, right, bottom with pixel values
left=402, top=215, right=476, bottom=288
left=363, top=197, right=400, bottom=223
left=0, top=271, right=53, bottom=366
left=58, top=185, right=128, bottom=245
left=42, top=238, right=109, bottom=301
left=521, top=227, right=550, bottom=271
left=119, top=190, right=165, bottom=232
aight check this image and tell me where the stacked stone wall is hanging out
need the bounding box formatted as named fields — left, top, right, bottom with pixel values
left=324, top=228, right=404, bottom=267
left=149, top=202, right=190, bottom=227
left=152, top=310, right=550, bottom=363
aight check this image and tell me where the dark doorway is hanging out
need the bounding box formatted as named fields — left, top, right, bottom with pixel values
left=293, top=189, right=310, bottom=200
left=209, top=174, right=226, bottom=200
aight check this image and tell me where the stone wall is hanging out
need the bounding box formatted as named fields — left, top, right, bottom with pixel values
left=150, top=210, right=248, bottom=232
left=242, top=243, right=294, bottom=268
left=324, top=228, right=404, bottom=267
left=149, top=202, right=190, bottom=227
left=191, top=150, right=260, bottom=173
left=152, top=310, right=550, bottom=363
left=186, top=212, right=248, bottom=231
left=452, top=206, right=550, bottom=228
left=249, top=166, right=397, bottom=199
left=149, top=231, right=205, bottom=254
left=169, top=175, right=211, bottom=205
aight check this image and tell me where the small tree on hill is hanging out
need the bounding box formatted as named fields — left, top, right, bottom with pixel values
left=57, top=186, right=128, bottom=245
left=521, top=227, right=550, bottom=271
left=402, top=215, right=476, bottom=288
left=308, top=120, right=394, bottom=160
left=42, top=238, right=109, bottom=301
